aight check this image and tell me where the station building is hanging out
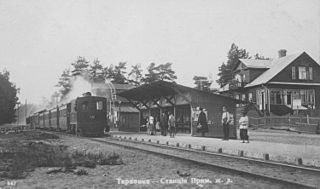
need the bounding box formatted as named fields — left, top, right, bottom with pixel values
left=118, top=81, right=240, bottom=139
left=220, top=50, right=320, bottom=117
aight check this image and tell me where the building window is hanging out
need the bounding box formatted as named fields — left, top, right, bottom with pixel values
left=276, top=91, right=282, bottom=104
left=235, top=74, right=244, bottom=86
left=309, top=67, right=313, bottom=80
left=270, top=91, right=275, bottom=104
left=235, top=74, right=241, bottom=82
left=270, top=91, right=283, bottom=105
left=292, top=67, right=296, bottom=80
left=305, top=89, right=315, bottom=106
left=298, top=66, right=307, bottom=80
left=96, top=101, right=103, bottom=110
left=82, top=102, right=88, bottom=111
left=241, top=94, right=246, bottom=101
left=248, top=93, right=253, bottom=102
left=286, top=92, right=292, bottom=105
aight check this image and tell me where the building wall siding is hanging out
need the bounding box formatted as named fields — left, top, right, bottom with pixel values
left=271, top=53, right=320, bottom=83
left=249, top=68, right=268, bottom=83
left=189, top=90, right=237, bottom=139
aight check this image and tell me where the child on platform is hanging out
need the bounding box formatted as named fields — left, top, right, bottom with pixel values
left=239, top=111, right=249, bottom=143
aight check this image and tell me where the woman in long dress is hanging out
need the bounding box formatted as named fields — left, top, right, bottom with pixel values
left=197, top=107, right=208, bottom=137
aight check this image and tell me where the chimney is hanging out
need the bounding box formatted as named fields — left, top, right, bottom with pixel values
left=278, top=49, right=287, bottom=58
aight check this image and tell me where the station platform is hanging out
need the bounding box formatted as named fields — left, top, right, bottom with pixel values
left=110, top=130, right=320, bottom=167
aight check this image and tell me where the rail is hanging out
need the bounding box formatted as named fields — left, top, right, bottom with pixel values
left=35, top=130, right=320, bottom=188
left=91, top=135, right=319, bottom=188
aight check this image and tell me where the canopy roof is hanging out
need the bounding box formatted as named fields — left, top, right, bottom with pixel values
left=117, top=81, right=186, bottom=101
left=118, top=80, right=239, bottom=103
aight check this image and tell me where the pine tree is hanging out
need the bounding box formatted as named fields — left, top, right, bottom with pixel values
left=56, top=69, right=71, bottom=98
left=142, top=62, right=177, bottom=84
left=71, top=56, right=89, bottom=76
left=216, top=43, right=250, bottom=87
left=0, top=70, right=19, bottom=124
left=89, top=58, right=105, bottom=82
left=128, top=64, right=143, bottom=85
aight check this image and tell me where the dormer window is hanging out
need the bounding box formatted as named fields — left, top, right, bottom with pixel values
left=298, top=66, right=307, bottom=80
left=235, top=74, right=242, bottom=82
left=298, top=66, right=313, bottom=80
left=235, top=73, right=245, bottom=85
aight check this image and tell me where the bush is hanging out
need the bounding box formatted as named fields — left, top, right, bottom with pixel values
left=0, top=131, right=122, bottom=179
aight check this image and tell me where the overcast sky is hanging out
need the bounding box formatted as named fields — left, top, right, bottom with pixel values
left=1, top=0, right=319, bottom=104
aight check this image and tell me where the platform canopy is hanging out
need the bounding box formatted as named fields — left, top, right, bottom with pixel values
left=117, top=80, right=240, bottom=111
left=117, top=81, right=191, bottom=102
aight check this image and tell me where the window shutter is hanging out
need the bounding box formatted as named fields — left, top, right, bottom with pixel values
left=292, top=67, right=296, bottom=80
left=309, top=67, right=313, bottom=80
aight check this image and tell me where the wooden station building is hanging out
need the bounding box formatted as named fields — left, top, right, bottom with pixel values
left=118, top=81, right=240, bottom=139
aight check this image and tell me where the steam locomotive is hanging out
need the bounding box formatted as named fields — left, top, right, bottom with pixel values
left=27, top=93, right=109, bottom=136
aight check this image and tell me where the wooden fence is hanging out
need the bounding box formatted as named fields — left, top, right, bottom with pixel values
left=249, top=116, right=320, bottom=129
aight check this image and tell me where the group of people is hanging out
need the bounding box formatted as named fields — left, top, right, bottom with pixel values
left=197, top=106, right=249, bottom=143
left=146, top=112, right=176, bottom=138
left=145, top=106, right=250, bottom=142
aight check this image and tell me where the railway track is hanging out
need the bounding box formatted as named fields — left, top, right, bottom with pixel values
left=46, top=131, right=320, bottom=188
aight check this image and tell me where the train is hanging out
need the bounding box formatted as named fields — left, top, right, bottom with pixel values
left=26, top=93, right=109, bottom=136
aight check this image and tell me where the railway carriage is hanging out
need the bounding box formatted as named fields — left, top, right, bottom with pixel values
left=38, top=110, right=46, bottom=129
left=58, top=104, right=69, bottom=131
left=44, top=111, right=50, bottom=130
left=26, top=94, right=109, bottom=136
left=31, top=113, right=38, bottom=129
left=34, top=113, right=39, bottom=129
left=50, top=107, right=58, bottom=130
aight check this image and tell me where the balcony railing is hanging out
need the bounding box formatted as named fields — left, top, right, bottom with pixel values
left=229, top=80, right=246, bottom=90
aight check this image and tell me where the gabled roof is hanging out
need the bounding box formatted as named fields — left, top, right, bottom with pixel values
left=112, top=83, right=136, bottom=90
left=245, top=53, right=302, bottom=88
left=118, top=80, right=240, bottom=103
left=238, top=59, right=273, bottom=69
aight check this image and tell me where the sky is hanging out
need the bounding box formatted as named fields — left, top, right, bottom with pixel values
left=0, top=0, right=319, bottom=104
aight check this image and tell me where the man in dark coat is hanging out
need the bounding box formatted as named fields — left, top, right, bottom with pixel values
left=160, top=112, right=168, bottom=136
left=197, top=107, right=208, bottom=136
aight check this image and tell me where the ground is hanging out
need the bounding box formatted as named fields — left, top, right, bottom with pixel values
left=111, top=128, right=320, bottom=167
left=0, top=130, right=289, bottom=189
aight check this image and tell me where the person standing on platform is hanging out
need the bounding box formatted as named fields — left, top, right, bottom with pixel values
left=197, top=107, right=208, bottom=137
left=160, top=112, right=168, bottom=136
left=168, top=112, right=176, bottom=138
left=155, top=116, right=160, bottom=135
left=239, top=110, right=249, bottom=143
left=221, top=106, right=231, bottom=140
left=148, top=114, right=155, bottom=135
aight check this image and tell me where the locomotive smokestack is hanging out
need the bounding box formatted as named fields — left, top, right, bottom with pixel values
left=82, top=92, right=92, bottom=97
